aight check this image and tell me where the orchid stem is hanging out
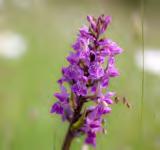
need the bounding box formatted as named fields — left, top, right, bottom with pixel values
left=62, top=126, right=74, bottom=150
left=62, top=97, right=85, bottom=150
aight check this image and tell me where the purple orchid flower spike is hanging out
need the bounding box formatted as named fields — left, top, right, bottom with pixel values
left=51, top=14, right=123, bottom=150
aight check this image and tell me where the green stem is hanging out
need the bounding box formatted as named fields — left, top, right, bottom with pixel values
left=62, top=97, right=85, bottom=150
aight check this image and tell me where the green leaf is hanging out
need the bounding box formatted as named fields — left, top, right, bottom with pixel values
left=71, top=109, right=86, bottom=131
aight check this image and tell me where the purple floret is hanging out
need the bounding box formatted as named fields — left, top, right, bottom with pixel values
left=50, top=102, right=63, bottom=114
left=88, top=62, right=104, bottom=79
left=71, top=80, right=88, bottom=96
left=85, top=131, right=96, bottom=147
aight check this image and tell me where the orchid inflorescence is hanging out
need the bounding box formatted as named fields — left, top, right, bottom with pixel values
left=51, top=14, right=123, bottom=148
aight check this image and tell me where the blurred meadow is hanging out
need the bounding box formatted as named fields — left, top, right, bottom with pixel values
left=0, top=0, right=160, bottom=150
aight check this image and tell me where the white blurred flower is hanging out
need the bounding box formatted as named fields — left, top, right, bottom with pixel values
left=0, top=31, right=27, bottom=59
left=135, top=49, right=160, bottom=75
left=81, top=144, right=89, bottom=150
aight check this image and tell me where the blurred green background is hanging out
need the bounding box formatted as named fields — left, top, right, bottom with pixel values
left=0, top=0, right=160, bottom=150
